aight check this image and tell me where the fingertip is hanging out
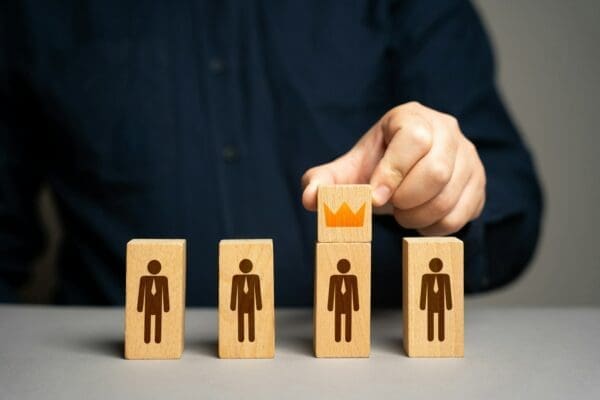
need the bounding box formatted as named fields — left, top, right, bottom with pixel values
left=302, top=181, right=319, bottom=211
left=371, top=184, right=392, bottom=207
left=301, top=165, right=338, bottom=211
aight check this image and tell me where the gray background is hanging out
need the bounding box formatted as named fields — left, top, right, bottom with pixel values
left=471, top=0, right=600, bottom=306
left=23, top=0, right=600, bottom=305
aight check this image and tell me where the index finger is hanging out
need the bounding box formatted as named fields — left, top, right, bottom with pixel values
left=369, top=111, right=433, bottom=206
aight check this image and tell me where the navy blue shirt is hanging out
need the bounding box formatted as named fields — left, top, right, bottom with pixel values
left=0, top=0, right=542, bottom=305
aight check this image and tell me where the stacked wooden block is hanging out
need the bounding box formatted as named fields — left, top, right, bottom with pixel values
left=314, top=185, right=372, bottom=358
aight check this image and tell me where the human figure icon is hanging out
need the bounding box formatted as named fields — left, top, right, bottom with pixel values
left=420, top=257, right=453, bottom=341
left=137, top=259, right=170, bottom=344
left=327, top=258, right=359, bottom=342
left=230, top=259, right=262, bottom=342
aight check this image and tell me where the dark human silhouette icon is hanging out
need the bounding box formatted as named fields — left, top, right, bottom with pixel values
left=230, top=259, right=262, bottom=342
left=327, top=259, right=359, bottom=342
left=137, top=259, right=170, bottom=344
left=420, top=257, right=453, bottom=342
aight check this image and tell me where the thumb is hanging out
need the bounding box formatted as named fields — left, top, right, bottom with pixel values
left=301, top=126, right=385, bottom=211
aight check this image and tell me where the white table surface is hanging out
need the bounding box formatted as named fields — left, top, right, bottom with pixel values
left=0, top=304, right=598, bottom=399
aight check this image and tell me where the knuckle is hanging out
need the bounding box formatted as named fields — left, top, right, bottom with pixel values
left=427, top=160, right=452, bottom=186
left=406, top=101, right=423, bottom=110
left=445, top=114, right=460, bottom=130
left=386, top=113, right=404, bottom=135
left=465, top=139, right=478, bottom=156
left=393, top=101, right=421, bottom=114
left=387, top=101, right=431, bottom=128
left=388, top=101, right=425, bottom=123
left=407, top=124, right=433, bottom=153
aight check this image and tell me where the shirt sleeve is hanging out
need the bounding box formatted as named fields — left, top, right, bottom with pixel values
left=389, top=0, right=543, bottom=292
left=0, top=5, right=47, bottom=302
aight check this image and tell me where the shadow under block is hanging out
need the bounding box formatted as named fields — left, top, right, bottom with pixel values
left=403, top=237, right=464, bottom=357
left=125, top=239, right=186, bottom=360
left=317, top=185, right=372, bottom=243
left=314, top=242, right=371, bottom=358
left=219, top=239, right=275, bottom=359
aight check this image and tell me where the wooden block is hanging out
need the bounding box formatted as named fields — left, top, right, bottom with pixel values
left=125, top=239, right=186, bottom=360
left=219, top=239, right=275, bottom=359
left=317, top=185, right=372, bottom=243
left=314, top=242, right=371, bottom=357
left=403, top=237, right=464, bottom=357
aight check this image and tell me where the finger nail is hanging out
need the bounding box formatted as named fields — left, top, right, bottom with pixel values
left=373, top=185, right=391, bottom=205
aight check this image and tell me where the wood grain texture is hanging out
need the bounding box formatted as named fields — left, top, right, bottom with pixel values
left=317, top=185, right=372, bottom=243
left=314, top=242, right=371, bottom=358
left=219, top=239, right=275, bottom=359
left=125, top=239, right=186, bottom=360
left=403, top=237, right=463, bottom=357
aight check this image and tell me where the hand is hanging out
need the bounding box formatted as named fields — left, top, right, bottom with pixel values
left=301, top=102, right=486, bottom=236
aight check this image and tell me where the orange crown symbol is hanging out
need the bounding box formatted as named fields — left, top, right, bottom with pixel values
left=324, top=202, right=366, bottom=227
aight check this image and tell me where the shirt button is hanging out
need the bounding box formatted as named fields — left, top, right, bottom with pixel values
left=208, top=57, right=225, bottom=74
left=222, top=145, right=240, bottom=163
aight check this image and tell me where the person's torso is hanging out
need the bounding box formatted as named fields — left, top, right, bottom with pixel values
left=20, top=0, right=406, bottom=306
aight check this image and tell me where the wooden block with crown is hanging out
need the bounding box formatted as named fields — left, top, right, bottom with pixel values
left=317, top=185, right=372, bottom=243
left=219, top=239, right=275, bottom=359
left=403, top=237, right=464, bottom=357
left=125, top=239, right=186, bottom=360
